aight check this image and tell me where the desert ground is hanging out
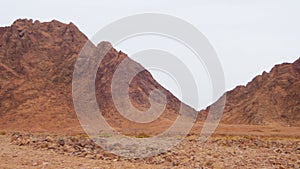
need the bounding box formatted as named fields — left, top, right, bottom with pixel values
left=1, top=123, right=299, bottom=169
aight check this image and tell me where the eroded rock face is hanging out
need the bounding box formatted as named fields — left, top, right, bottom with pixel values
left=0, top=19, right=89, bottom=132
left=204, top=57, right=300, bottom=126
left=0, top=19, right=195, bottom=134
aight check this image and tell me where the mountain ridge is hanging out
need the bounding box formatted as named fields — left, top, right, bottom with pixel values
left=0, top=18, right=299, bottom=135
left=203, top=57, right=300, bottom=126
left=0, top=19, right=196, bottom=135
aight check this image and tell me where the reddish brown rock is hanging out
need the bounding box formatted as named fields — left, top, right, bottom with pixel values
left=0, top=19, right=195, bottom=135
left=204, top=57, right=300, bottom=126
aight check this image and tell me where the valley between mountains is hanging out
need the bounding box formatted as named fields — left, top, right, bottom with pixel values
left=0, top=19, right=299, bottom=168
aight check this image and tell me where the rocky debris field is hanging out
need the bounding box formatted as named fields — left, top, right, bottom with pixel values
left=4, top=132, right=299, bottom=168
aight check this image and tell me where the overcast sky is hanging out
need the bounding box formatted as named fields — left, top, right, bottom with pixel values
left=1, top=0, right=300, bottom=110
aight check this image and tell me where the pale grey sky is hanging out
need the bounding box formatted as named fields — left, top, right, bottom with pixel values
left=1, top=0, right=300, bottom=110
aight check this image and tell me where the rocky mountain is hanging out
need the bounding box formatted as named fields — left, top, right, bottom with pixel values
left=0, top=19, right=195, bottom=134
left=0, top=19, right=88, bottom=133
left=204, top=57, right=300, bottom=127
left=0, top=18, right=299, bottom=135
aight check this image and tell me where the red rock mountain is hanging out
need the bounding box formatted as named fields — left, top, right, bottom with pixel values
left=0, top=19, right=195, bottom=134
left=204, top=57, right=300, bottom=127
left=0, top=19, right=87, bottom=133
left=0, top=19, right=299, bottom=135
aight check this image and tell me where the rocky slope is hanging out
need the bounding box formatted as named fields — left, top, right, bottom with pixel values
left=204, top=57, right=300, bottom=126
left=0, top=19, right=87, bottom=133
left=0, top=18, right=299, bottom=134
left=0, top=19, right=195, bottom=134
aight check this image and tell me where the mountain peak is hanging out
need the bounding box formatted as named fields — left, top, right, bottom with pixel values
left=12, top=18, right=34, bottom=26
left=0, top=19, right=193, bottom=134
